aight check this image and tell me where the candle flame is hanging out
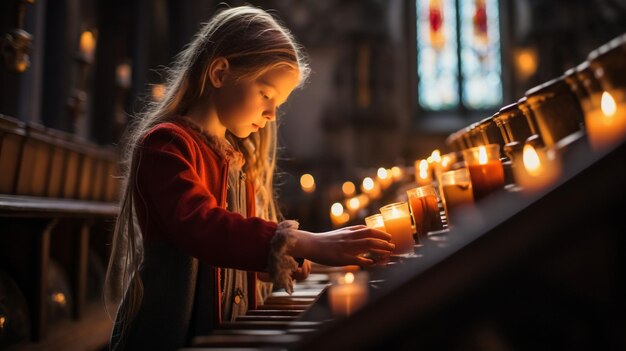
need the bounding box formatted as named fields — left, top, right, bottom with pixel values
left=478, top=146, right=488, bottom=165
left=377, top=167, right=388, bottom=179
left=348, top=197, right=360, bottom=210
left=431, top=149, right=441, bottom=163
left=345, top=272, right=355, bottom=284
left=342, top=181, right=356, bottom=196
left=300, top=174, right=315, bottom=193
left=601, top=91, right=617, bottom=117
left=363, top=177, right=374, bottom=191
left=331, top=202, right=344, bottom=216
left=523, top=144, right=541, bottom=176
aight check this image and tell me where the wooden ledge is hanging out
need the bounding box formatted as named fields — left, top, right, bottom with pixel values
left=0, top=195, right=119, bottom=218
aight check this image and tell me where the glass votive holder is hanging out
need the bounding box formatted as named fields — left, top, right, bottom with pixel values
left=406, top=185, right=444, bottom=237
left=379, top=202, right=415, bottom=256
left=462, top=144, right=505, bottom=201
left=328, top=271, right=369, bottom=317
left=365, top=214, right=386, bottom=232
left=440, top=168, right=475, bottom=223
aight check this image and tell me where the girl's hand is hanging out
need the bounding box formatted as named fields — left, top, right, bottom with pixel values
left=292, top=259, right=311, bottom=281
left=291, top=225, right=395, bottom=267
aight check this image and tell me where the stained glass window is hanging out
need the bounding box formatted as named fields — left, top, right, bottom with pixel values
left=416, top=0, right=503, bottom=111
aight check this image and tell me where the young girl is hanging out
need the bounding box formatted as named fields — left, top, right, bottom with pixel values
left=105, top=6, right=394, bottom=350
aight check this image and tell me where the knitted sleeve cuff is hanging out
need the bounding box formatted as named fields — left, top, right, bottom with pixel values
left=267, top=220, right=300, bottom=294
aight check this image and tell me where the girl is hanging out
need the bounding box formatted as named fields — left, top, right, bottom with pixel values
left=105, top=5, right=394, bottom=350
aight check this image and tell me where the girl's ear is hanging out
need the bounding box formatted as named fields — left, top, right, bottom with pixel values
left=208, top=57, right=229, bottom=88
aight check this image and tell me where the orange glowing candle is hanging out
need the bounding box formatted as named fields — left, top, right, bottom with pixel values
left=462, top=144, right=505, bottom=201
left=380, top=202, right=415, bottom=256
left=585, top=91, right=626, bottom=151
left=328, top=272, right=369, bottom=317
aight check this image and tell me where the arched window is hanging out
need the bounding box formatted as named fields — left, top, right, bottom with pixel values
left=416, top=0, right=502, bottom=112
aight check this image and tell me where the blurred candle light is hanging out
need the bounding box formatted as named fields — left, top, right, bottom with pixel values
left=440, top=152, right=457, bottom=171
left=330, top=202, right=350, bottom=227
left=79, top=30, right=96, bottom=62
left=116, top=62, right=132, bottom=89
left=415, top=159, right=432, bottom=186
left=361, top=177, right=381, bottom=198
left=300, top=173, right=316, bottom=193
left=342, top=181, right=356, bottom=197
left=152, top=84, right=166, bottom=102
left=377, top=167, right=392, bottom=189
left=328, top=272, right=369, bottom=317
left=513, top=143, right=561, bottom=193
left=585, top=91, right=626, bottom=151
left=346, top=196, right=361, bottom=216
left=391, top=166, right=403, bottom=181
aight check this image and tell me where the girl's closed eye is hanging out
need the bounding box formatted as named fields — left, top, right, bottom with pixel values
left=260, top=91, right=270, bottom=100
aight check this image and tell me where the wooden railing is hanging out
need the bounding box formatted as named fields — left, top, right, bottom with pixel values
left=0, top=114, right=119, bottom=350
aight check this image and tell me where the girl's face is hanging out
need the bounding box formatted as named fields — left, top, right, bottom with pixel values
left=213, top=65, right=300, bottom=138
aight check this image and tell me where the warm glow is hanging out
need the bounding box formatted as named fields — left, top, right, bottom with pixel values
left=431, top=149, right=441, bottom=163
left=300, top=174, right=315, bottom=193
left=347, top=197, right=360, bottom=211
left=52, top=293, right=67, bottom=305
left=601, top=91, right=617, bottom=117
left=477, top=146, right=488, bottom=165
left=344, top=272, right=355, bottom=284
left=116, top=63, right=132, bottom=88
left=377, top=167, right=388, bottom=179
left=331, top=202, right=344, bottom=216
left=152, top=84, right=166, bottom=101
left=419, top=169, right=429, bottom=180
left=342, top=181, right=356, bottom=196
left=516, top=48, right=538, bottom=79
left=523, top=144, right=541, bottom=176
left=419, top=160, right=429, bottom=172
left=357, top=194, right=370, bottom=208
left=391, top=166, right=402, bottom=179
left=362, top=177, right=374, bottom=191
left=441, top=155, right=451, bottom=168
left=79, top=31, right=96, bottom=56
left=0, top=316, right=5, bottom=328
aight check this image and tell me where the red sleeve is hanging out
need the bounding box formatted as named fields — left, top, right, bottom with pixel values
left=135, top=125, right=278, bottom=272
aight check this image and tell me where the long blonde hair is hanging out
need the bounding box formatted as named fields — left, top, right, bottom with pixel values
left=104, top=4, right=309, bottom=337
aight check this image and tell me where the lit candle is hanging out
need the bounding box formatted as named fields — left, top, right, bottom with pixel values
left=406, top=185, right=444, bottom=237
left=391, top=166, right=403, bottom=181
left=440, top=168, right=474, bottom=223
left=330, top=202, right=350, bottom=227
left=300, top=173, right=316, bottom=193
left=376, top=167, right=392, bottom=189
left=364, top=213, right=386, bottom=232
left=414, top=159, right=432, bottom=186
left=346, top=196, right=361, bottom=216
left=79, top=30, right=96, bottom=62
left=379, top=202, right=415, bottom=256
left=513, top=143, right=561, bottom=193
left=361, top=177, right=381, bottom=199
left=462, top=144, right=505, bottom=201
left=585, top=91, right=626, bottom=151
left=328, top=272, right=369, bottom=317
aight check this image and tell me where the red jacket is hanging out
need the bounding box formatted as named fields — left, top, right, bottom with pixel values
left=130, top=119, right=278, bottom=340
left=135, top=120, right=278, bottom=270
